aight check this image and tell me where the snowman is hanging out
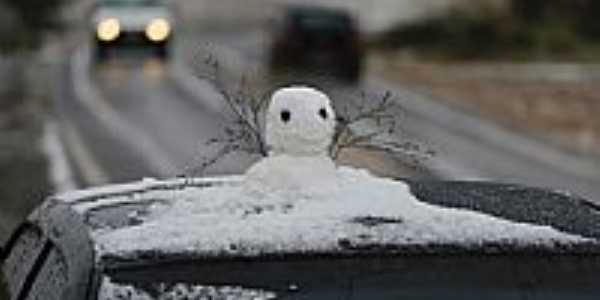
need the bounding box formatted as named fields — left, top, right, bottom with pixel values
left=244, top=86, right=341, bottom=196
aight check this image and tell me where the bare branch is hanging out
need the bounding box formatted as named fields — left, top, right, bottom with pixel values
left=331, top=90, right=435, bottom=168
left=185, top=53, right=271, bottom=174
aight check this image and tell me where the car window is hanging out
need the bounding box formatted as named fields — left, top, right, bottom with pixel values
left=24, top=247, right=68, bottom=300
left=1, top=220, right=86, bottom=300
left=1, top=225, right=45, bottom=299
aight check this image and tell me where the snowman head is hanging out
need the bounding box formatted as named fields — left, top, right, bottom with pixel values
left=266, top=86, right=336, bottom=156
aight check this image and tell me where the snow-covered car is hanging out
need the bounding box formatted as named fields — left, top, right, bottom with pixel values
left=1, top=177, right=600, bottom=300
left=91, top=0, right=175, bottom=60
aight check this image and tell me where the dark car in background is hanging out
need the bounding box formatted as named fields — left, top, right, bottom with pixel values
left=269, top=6, right=364, bottom=83
left=91, top=0, right=174, bottom=60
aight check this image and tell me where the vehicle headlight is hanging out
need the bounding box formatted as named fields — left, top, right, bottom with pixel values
left=96, top=18, right=121, bottom=42
left=145, top=18, right=171, bottom=42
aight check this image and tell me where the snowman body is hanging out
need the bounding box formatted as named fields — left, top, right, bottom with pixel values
left=245, top=87, right=339, bottom=196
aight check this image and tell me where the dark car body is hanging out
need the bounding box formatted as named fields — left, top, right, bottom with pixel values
left=269, top=6, right=364, bottom=83
left=1, top=178, right=600, bottom=299
left=91, top=0, right=175, bottom=60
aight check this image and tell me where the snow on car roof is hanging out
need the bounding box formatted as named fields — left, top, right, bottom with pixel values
left=73, top=166, right=594, bottom=261
left=61, top=176, right=242, bottom=205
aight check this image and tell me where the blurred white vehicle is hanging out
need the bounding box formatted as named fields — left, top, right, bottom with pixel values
left=91, top=0, right=175, bottom=60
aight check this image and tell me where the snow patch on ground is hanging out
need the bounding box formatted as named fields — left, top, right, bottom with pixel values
left=94, top=165, right=590, bottom=258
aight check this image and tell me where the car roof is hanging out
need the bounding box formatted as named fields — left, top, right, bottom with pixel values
left=42, top=174, right=600, bottom=269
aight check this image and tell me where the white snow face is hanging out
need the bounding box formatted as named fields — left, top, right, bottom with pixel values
left=266, top=87, right=336, bottom=156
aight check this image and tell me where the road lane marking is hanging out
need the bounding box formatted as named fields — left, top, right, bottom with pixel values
left=71, top=47, right=179, bottom=178
left=61, top=120, right=111, bottom=187
left=41, top=121, right=79, bottom=193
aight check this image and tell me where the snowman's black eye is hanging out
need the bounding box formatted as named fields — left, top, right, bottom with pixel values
left=318, top=108, right=328, bottom=120
left=281, top=109, right=291, bottom=123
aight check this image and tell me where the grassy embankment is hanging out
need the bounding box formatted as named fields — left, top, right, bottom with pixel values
left=372, top=0, right=600, bottom=61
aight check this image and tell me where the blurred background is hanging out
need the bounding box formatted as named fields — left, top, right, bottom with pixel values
left=1, top=0, right=600, bottom=250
